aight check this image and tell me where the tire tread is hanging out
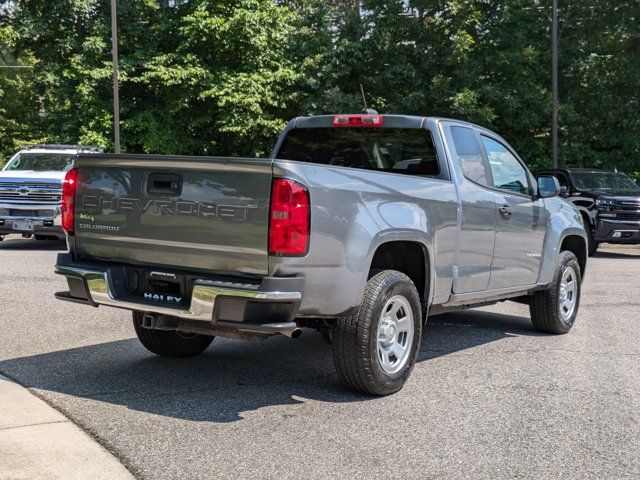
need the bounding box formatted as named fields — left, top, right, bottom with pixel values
left=332, top=270, right=422, bottom=395
left=530, top=251, right=581, bottom=334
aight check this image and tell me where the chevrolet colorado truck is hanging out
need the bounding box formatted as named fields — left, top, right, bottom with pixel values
left=537, top=168, right=640, bottom=255
left=0, top=144, right=102, bottom=241
left=54, top=114, right=587, bottom=395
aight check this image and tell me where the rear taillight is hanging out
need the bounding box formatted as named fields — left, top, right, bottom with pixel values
left=333, top=114, right=383, bottom=127
left=61, top=167, right=78, bottom=234
left=269, top=178, right=310, bottom=256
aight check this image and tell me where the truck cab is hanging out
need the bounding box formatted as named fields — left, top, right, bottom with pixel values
left=0, top=144, right=103, bottom=241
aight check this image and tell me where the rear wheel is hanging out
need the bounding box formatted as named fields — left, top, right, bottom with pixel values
left=332, top=270, right=422, bottom=396
left=133, top=312, right=214, bottom=358
left=530, top=251, right=581, bottom=334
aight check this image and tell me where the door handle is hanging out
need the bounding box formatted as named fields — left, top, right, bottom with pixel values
left=498, top=205, right=512, bottom=218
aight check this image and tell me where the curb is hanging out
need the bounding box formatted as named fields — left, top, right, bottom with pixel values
left=0, top=374, right=135, bottom=480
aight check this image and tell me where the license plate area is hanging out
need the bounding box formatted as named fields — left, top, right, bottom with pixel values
left=114, top=264, right=261, bottom=308
left=13, top=219, right=34, bottom=232
left=141, top=271, right=186, bottom=305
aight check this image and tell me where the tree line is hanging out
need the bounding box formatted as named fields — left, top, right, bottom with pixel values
left=1, top=0, right=638, bottom=176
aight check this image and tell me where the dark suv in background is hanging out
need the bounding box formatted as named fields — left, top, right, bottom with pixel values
left=538, top=168, right=640, bottom=255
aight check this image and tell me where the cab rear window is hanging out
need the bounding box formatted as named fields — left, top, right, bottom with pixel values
left=276, top=128, right=440, bottom=177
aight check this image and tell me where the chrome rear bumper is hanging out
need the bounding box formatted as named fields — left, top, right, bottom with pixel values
left=54, top=257, right=304, bottom=336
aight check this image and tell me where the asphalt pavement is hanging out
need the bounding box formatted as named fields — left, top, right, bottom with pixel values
left=0, top=235, right=638, bottom=479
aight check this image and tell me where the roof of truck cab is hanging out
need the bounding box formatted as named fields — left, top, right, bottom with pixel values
left=565, top=168, right=618, bottom=173
left=291, top=114, right=492, bottom=131
left=21, top=144, right=103, bottom=152
left=17, top=148, right=81, bottom=155
left=540, top=168, right=615, bottom=174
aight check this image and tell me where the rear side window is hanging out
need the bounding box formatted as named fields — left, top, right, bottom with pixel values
left=276, top=128, right=440, bottom=177
left=450, top=126, right=488, bottom=186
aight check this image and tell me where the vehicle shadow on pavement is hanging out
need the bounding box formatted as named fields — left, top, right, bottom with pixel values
left=0, top=310, right=540, bottom=423
left=0, top=237, right=66, bottom=251
left=419, top=309, right=538, bottom=361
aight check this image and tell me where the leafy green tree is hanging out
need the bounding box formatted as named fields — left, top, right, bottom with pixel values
left=0, top=6, right=38, bottom=162
left=126, top=0, right=303, bottom=156
left=1, top=0, right=303, bottom=157
left=558, top=0, right=640, bottom=173
left=295, top=0, right=639, bottom=173
left=0, top=0, right=638, bottom=176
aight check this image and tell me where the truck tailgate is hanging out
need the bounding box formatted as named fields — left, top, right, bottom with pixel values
left=73, top=154, right=272, bottom=275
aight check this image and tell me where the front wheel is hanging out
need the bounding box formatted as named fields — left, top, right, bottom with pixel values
left=529, top=251, right=582, bottom=334
left=133, top=312, right=214, bottom=358
left=332, top=270, right=422, bottom=396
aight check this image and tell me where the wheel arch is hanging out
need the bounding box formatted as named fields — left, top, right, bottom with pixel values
left=577, top=208, right=595, bottom=229
left=367, top=238, right=433, bottom=321
left=560, top=234, right=587, bottom=277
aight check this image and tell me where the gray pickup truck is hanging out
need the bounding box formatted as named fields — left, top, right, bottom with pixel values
left=55, top=114, right=587, bottom=395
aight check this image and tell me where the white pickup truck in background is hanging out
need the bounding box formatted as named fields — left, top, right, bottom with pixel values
left=0, top=144, right=102, bottom=241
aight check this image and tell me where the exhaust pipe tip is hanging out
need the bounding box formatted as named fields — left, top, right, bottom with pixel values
left=284, top=327, right=302, bottom=339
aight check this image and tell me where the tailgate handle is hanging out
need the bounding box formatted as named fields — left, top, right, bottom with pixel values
left=147, top=173, right=182, bottom=196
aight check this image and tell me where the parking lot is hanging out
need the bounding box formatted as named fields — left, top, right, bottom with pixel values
left=0, top=235, right=638, bottom=480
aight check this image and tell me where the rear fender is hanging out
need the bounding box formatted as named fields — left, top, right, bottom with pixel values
left=270, top=161, right=440, bottom=316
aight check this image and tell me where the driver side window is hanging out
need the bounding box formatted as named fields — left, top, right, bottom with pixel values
left=481, top=136, right=531, bottom=195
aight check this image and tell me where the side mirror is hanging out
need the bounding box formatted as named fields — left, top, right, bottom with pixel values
left=537, top=175, right=560, bottom=198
